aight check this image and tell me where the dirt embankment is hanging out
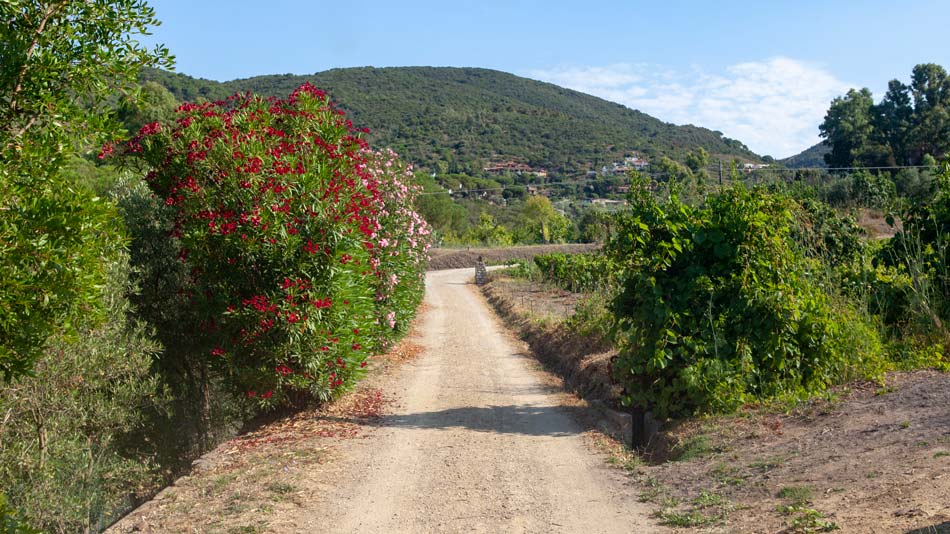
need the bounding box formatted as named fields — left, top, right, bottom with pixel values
left=427, top=243, right=600, bottom=271
left=482, top=276, right=620, bottom=406
left=483, top=271, right=950, bottom=534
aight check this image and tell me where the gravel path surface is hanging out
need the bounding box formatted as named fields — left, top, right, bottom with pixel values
left=107, top=267, right=660, bottom=533
left=296, top=267, right=659, bottom=533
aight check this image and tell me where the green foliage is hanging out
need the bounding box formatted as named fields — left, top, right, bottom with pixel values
left=0, top=0, right=172, bottom=163
left=0, top=184, right=122, bottom=381
left=875, top=163, right=950, bottom=348
left=534, top=252, right=616, bottom=293
left=684, top=148, right=710, bottom=182
left=0, top=494, right=36, bottom=534
left=110, top=173, right=238, bottom=466
left=790, top=197, right=865, bottom=266
left=521, top=196, right=571, bottom=244
left=656, top=509, right=722, bottom=528
left=0, top=250, right=164, bottom=533
left=0, top=1, right=172, bottom=526
left=820, top=63, right=950, bottom=167
left=142, top=66, right=762, bottom=176
left=777, top=499, right=840, bottom=534
left=467, top=212, right=514, bottom=246
left=606, top=180, right=884, bottom=418
left=820, top=88, right=878, bottom=168
left=893, top=167, right=935, bottom=201
left=576, top=208, right=612, bottom=243
left=412, top=175, right=470, bottom=243
left=566, top=289, right=616, bottom=345
left=849, top=170, right=895, bottom=208
left=116, top=80, right=179, bottom=135
left=778, top=485, right=815, bottom=505
left=0, top=0, right=171, bottom=382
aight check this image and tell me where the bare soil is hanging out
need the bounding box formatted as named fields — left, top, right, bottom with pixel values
left=427, top=243, right=600, bottom=271
left=482, top=276, right=620, bottom=405
left=856, top=208, right=902, bottom=239
left=108, top=268, right=661, bottom=533
left=485, top=272, right=950, bottom=534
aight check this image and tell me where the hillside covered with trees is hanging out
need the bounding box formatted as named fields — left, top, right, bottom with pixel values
left=779, top=142, right=829, bottom=168
left=142, top=67, right=762, bottom=175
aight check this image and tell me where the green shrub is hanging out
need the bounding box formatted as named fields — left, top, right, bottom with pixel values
left=790, top=198, right=865, bottom=267
left=110, top=173, right=242, bottom=469
left=0, top=250, right=164, bottom=533
left=607, top=180, right=884, bottom=418
left=0, top=0, right=170, bottom=383
left=874, top=163, right=950, bottom=349
left=467, top=212, right=513, bottom=246
left=534, top=252, right=617, bottom=293
left=0, top=181, right=119, bottom=382
left=0, top=493, right=36, bottom=534
left=566, top=289, right=616, bottom=345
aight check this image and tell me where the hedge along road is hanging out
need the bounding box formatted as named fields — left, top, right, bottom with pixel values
left=300, top=267, right=662, bottom=533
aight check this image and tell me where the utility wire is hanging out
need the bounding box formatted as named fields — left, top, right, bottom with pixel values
left=703, top=164, right=936, bottom=173
left=417, top=163, right=937, bottom=196
left=418, top=173, right=673, bottom=196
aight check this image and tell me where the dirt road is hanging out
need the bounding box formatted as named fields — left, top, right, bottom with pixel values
left=294, top=267, right=658, bottom=533
left=109, top=267, right=660, bottom=533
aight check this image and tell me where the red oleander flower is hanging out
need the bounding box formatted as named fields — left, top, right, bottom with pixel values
left=139, top=122, right=162, bottom=136
left=97, top=142, right=114, bottom=160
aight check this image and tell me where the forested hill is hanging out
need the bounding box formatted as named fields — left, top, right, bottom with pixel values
left=143, top=66, right=762, bottom=174
left=779, top=142, right=830, bottom=168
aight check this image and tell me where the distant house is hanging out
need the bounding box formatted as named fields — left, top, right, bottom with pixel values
left=742, top=163, right=770, bottom=172
left=625, top=156, right=650, bottom=170
left=606, top=155, right=650, bottom=176
left=590, top=198, right=626, bottom=207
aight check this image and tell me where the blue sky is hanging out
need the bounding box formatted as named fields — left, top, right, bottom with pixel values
left=142, top=1, right=950, bottom=158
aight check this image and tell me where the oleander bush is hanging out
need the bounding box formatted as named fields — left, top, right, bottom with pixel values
left=122, top=84, right=431, bottom=407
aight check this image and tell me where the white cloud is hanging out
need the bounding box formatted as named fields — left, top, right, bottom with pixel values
left=528, top=57, right=852, bottom=158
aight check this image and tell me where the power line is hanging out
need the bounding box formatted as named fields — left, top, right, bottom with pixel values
left=706, top=164, right=936, bottom=173
left=417, top=172, right=675, bottom=196
left=417, top=163, right=938, bottom=197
